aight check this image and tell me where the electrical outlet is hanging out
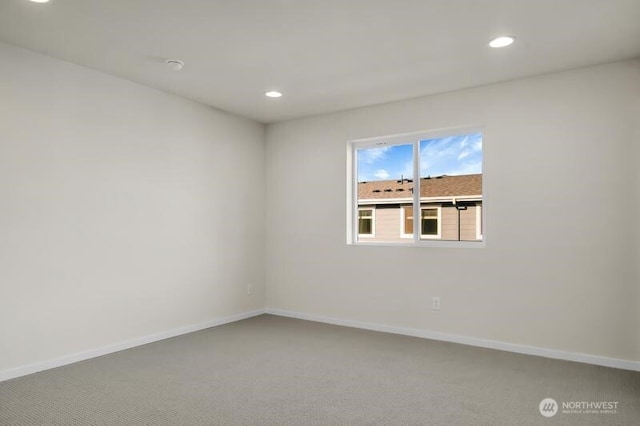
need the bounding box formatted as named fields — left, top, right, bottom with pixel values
left=247, top=284, right=253, bottom=295
left=432, top=297, right=440, bottom=311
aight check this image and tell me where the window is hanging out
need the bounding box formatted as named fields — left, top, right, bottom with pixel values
left=348, top=128, right=483, bottom=246
left=402, top=206, right=413, bottom=239
left=401, top=206, right=441, bottom=239
left=421, top=208, right=440, bottom=238
left=358, top=208, right=374, bottom=237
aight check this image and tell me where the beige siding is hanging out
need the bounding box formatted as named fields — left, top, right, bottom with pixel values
left=359, top=202, right=482, bottom=242
left=441, top=206, right=458, bottom=240
left=360, top=207, right=405, bottom=242
left=441, top=205, right=481, bottom=241
left=371, top=206, right=406, bottom=242
left=460, top=206, right=478, bottom=241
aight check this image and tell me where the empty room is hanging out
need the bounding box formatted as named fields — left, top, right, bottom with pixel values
left=1, top=1, right=639, bottom=425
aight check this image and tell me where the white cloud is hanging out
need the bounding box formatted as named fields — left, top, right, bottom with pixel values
left=401, top=161, right=414, bottom=179
left=373, top=169, right=390, bottom=179
left=447, top=161, right=482, bottom=176
left=360, top=146, right=390, bottom=164
left=457, top=150, right=470, bottom=160
left=419, top=132, right=483, bottom=176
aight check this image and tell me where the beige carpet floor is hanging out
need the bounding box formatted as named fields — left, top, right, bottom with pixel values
left=1, top=314, right=638, bottom=425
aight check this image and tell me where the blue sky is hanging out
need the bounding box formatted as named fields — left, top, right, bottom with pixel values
left=357, top=132, right=482, bottom=182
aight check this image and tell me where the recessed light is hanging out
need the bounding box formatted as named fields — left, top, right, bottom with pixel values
left=165, top=59, right=184, bottom=71
left=265, top=91, right=282, bottom=98
left=489, top=36, right=516, bottom=48
left=29, top=0, right=51, bottom=3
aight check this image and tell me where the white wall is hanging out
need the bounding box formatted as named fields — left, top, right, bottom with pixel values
left=0, top=42, right=265, bottom=374
left=266, top=60, right=640, bottom=362
left=635, top=80, right=640, bottom=360
left=1, top=40, right=638, bottom=376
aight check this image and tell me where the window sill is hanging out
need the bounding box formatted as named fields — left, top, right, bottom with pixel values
left=348, top=240, right=485, bottom=249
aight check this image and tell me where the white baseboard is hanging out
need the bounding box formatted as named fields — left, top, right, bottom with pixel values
left=0, top=308, right=266, bottom=383
left=4, top=306, right=637, bottom=382
left=265, top=307, right=640, bottom=372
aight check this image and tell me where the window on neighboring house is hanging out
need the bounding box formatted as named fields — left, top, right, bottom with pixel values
left=348, top=128, right=483, bottom=246
left=421, top=208, right=439, bottom=237
left=358, top=208, right=374, bottom=236
left=401, top=206, right=441, bottom=239
left=402, top=206, right=413, bottom=239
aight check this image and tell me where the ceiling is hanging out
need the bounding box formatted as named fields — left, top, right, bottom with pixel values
left=1, top=0, right=639, bottom=124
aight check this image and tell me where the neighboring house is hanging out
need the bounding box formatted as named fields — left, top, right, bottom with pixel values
left=357, top=174, right=482, bottom=242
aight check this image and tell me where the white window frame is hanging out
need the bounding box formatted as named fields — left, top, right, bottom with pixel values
left=358, top=207, right=375, bottom=238
left=476, top=203, right=483, bottom=241
left=400, top=204, right=414, bottom=239
left=420, top=206, right=442, bottom=240
left=346, top=126, right=485, bottom=248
